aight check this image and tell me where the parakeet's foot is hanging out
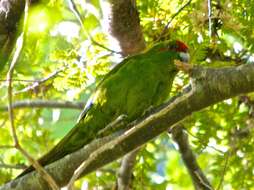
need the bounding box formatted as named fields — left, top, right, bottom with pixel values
left=174, top=60, right=193, bottom=73
left=142, top=106, right=155, bottom=117
left=97, top=114, right=128, bottom=137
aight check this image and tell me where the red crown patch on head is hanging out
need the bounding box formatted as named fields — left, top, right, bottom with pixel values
left=176, top=40, right=188, bottom=53
left=158, top=40, right=189, bottom=53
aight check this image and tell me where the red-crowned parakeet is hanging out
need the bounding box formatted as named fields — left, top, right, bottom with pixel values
left=18, top=40, right=189, bottom=177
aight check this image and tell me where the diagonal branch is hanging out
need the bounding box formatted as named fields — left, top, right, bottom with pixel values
left=171, top=124, right=213, bottom=190
left=158, top=0, right=192, bottom=40
left=1, top=63, right=254, bottom=189
left=68, top=0, right=122, bottom=55
left=13, top=67, right=66, bottom=95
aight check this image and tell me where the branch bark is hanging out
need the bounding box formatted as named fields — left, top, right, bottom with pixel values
left=109, top=0, right=145, bottom=55
left=1, top=63, right=254, bottom=189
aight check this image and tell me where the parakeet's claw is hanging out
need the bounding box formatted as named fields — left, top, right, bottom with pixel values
left=174, top=60, right=193, bottom=73
left=97, top=114, right=128, bottom=137
left=142, top=106, right=155, bottom=117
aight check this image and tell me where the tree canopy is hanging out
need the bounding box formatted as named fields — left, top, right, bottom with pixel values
left=0, top=0, right=254, bottom=189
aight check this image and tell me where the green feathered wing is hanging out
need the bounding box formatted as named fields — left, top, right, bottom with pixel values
left=18, top=40, right=181, bottom=177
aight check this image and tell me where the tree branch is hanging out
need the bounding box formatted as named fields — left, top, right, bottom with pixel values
left=1, top=63, right=254, bottom=189
left=110, top=0, right=146, bottom=55
left=158, top=0, right=192, bottom=40
left=171, top=124, right=213, bottom=190
left=116, top=148, right=140, bottom=190
left=0, top=100, right=85, bottom=111
left=0, top=163, right=26, bottom=170
left=13, top=67, right=66, bottom=95
left=68, top=0, right=122, bottom=55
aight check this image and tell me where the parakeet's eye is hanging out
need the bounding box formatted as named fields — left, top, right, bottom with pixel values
left=168, top=44, right=179, bottom=51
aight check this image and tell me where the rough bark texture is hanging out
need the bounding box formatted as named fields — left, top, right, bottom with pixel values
left=1, top=63, right=254, bottom=190
left=109, top=0, right=145, bottom=55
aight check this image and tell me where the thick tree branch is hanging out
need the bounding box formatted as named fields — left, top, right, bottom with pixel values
left=0, top=100, right=84, bottom=111
left=171, top=124, right=213, bottom=190
left=1, top=63, right=254, bottom=189
left=109, top=0, right=145, bottom=55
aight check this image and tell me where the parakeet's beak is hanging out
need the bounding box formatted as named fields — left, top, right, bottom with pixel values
left=179, top=52, right=190, bottom=63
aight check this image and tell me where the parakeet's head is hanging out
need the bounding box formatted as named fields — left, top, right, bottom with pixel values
left=148, top=40, right=190, bottom=63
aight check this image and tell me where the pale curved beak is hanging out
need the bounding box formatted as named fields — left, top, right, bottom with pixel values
left=179, top=52, right=190, bottom=63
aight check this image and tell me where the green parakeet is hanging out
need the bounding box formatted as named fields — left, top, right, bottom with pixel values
left=18, top=40, right=189, bottom=177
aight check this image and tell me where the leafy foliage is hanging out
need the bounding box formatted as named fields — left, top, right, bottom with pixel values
left=0, top=0, right=254, bottom=189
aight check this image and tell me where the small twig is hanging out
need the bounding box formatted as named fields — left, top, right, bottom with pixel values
left=0, top=79, right=39, bottom=82
left=14, top=66, right=66, bottom=94
left=6, top=10, right=26, bottom=152
left=194, top=171, right=213, bottom=190
left=68, top=0, right=122, bottom=55
left=0, top=145, right=15, bottom=149
left=0, top=100, right=84, bottom=111
left=216, top=151, right=230, bottom=190
left=207, top=0, right=212, bottom=37
left=5, top=1, right=59, bottom=189
left=0, top=163, right=27, bottom=170
left=158, top=0, right=192, bottom=40
left=0, top=158, right=23, bottom=170
left=185, top=129, right=225, bottom=154
left=0, top=119, right=7, bottom=128
left=90, top=38, right=122, bottom=55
